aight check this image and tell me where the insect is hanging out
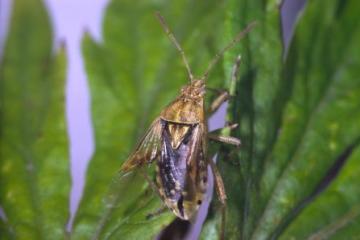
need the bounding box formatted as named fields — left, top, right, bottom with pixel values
left=116, top=12, right=255, bottom=239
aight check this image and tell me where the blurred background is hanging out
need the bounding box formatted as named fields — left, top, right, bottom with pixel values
left=1, top=0, right=359, bottom=239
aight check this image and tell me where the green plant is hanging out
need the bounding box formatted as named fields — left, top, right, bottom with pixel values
left=1, top=0, right=359, bottom=239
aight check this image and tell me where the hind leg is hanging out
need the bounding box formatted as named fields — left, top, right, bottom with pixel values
left=146, top=206, right=168, bottom=220
left=139, top=169, right=170, bottom=220
left=209, top=159, right=227, bottom=240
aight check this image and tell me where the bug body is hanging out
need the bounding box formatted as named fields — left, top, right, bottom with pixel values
left=157, top=79, right=208, bottom=220
left=120, top=80, right=208, bottom=220
left=118, top=12, right=255, bottom=237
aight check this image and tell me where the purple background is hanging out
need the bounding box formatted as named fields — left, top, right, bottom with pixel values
left=0, top=0, right=306, bottom=236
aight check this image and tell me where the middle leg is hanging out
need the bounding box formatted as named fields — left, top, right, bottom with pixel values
left=208, top=133, right=241, bottom=147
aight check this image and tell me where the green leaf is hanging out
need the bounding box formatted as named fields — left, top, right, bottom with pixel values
left=211, top=0, right=360, bottom=239
left=73, top=0, right=236, bottom=239
left=0, top=0, right=69, bottom=239
left=202, top=0, right=285, bottom=238
left=280, top=144, right=360, bottom=239
left=252, top=0, right=360, bottom=239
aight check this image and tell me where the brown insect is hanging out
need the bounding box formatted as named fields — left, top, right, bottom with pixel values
left=117, top=12, right=255, bottom=239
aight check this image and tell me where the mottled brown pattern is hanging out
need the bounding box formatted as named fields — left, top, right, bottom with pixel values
left=162, top=80, right=207, bottom=220
left=161, top=99, right=204, bottom=123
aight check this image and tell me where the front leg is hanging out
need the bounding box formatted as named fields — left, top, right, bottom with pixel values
left=207, top=89, right=231, bottom=114
left=208, top=55, right=242, bottom=148
left=207, top=55, right=242, bottom=115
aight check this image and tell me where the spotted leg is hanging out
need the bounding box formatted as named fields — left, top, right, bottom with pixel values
left=207, top=56, right=242, bottom=239
left=208, top=158, right=227, bottom=240
left=207, top=56, right=242, bottom=148
left=208, top=124, right=241, bottom=165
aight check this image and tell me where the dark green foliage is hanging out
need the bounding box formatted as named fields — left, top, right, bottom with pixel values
left=0, top=0, right=69, bottom=239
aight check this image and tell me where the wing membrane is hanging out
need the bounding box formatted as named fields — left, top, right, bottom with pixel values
left=105, top=118, right=163, bottom=209
left=120, top=118, right=163, bottom=173
left=186, top=123, right=204, bottom=165
left=103, top=163, right=161, bottom=214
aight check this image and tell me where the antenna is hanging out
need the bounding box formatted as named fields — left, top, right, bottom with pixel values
left=155, top=12, right=194, bottom=82
left=202, top=21, right=257, bottom=80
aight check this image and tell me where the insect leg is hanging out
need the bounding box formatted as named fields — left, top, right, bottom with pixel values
left=208, top=134, right=241, bottom=147
left=229, top=55, right=242, bottom=94
left=208, top=124, right=241, bottom=166
left=139, top=169, right=170, bottom=219
left=140, top=168, right=163, bottom=199
left=221, top=123, right=239, bottom=131
left=208, top=159, right=227, bottom=240
left=208, top=90, right=231, bottom=114
left=207, top=55, right=242, bottom=114
left=208, top=123, right=238, bottom=135
left=146, top=206, right=168, bottom=220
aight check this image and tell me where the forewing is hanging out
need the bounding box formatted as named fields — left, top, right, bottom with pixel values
left=158, top=123, right=207, bottom=219
left=120, top=118, right=163, bottom=173
left=104, top=170, right=147, bottom=209
left=104, top=119, right=163, bottom=209
left=187, top=123, right=205, bottom=166
left=187, top=123, right=208, bottom=203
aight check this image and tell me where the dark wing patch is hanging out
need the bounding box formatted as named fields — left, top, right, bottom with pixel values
left=120, top=118, right=163, bottom=173
left=157, top=123, right=206, bottom=219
